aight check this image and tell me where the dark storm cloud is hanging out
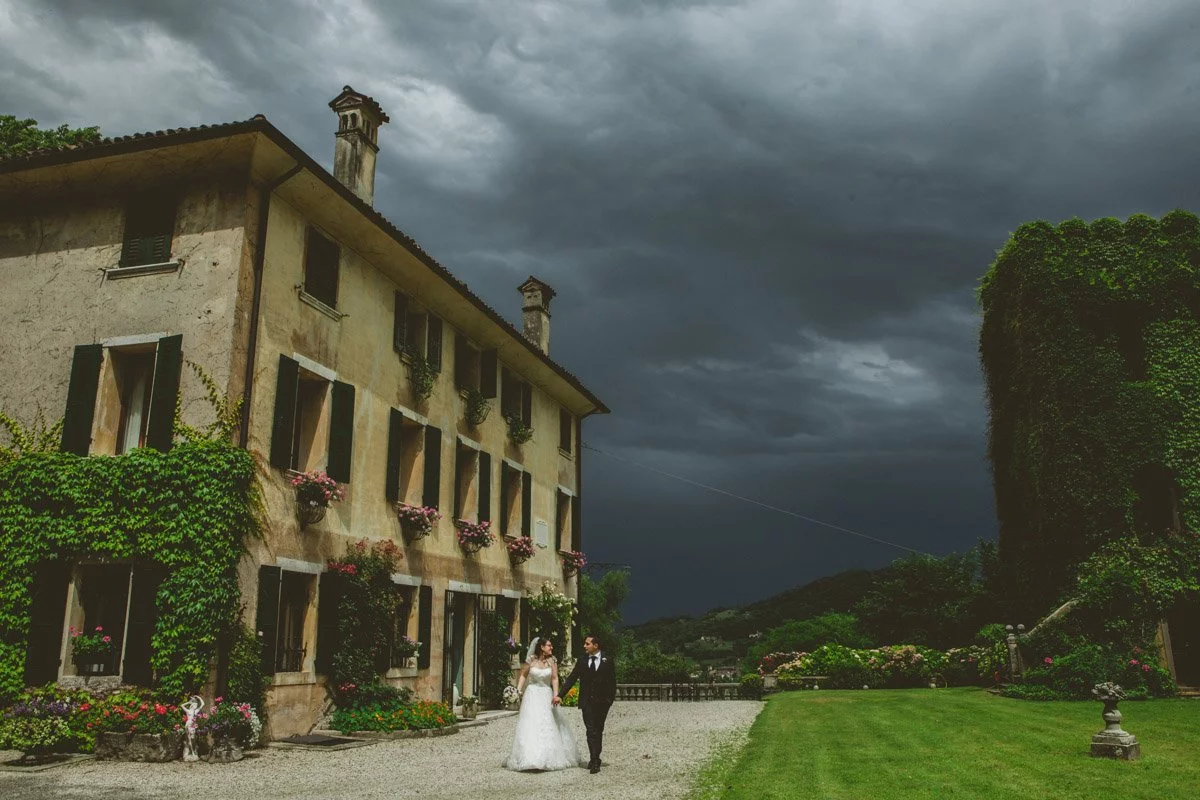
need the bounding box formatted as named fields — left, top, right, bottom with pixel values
left=7, top=0, right=1200, bottom=621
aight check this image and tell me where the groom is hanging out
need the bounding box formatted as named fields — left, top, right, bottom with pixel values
left=554, top=634, right=616, bottom=774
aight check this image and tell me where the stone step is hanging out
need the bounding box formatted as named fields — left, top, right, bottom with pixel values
left=1177, top=685, right=1200, bottom=698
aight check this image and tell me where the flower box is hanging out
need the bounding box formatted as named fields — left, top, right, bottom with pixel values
left=463, top=388, right=491, bottom=427
left=455, top=519, right=495, bottom=553
left=396, top=503, right=441, bottom=540
left=291, top=471, right=345, bottom=529
left=505, top=535, right=535, bottom=565
left=560, top=550, right=587, bottom=577
left=503, top=412, right=533, bottom=445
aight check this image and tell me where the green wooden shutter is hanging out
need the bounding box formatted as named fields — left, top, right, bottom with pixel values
left=145, top=334, right=182, bottom=452
left=417, top=584, right=433, bottom=670
left=422, top=425, right=441, bottom=509
left=315, top=571, right=344, bottom=675
left=521, top=382, right=532, bottom=427
left=426, top=316, right=443, bottom=373
left=478, top=452, right=491, bottom=523
left=393, top=292, right=408, bottom=353
left=572, top=493, right=582, bottom=551
left=452, top=442, right=463, bottom=519
left=519, top=598, right=531, bottom=649
left=555, top=491, right=564, bottom=552
left=60, top=344, right=103, bottom=456
left=480, top=350, right=498, bottom=398
left=522, top=471, right=532, bottom=538
left=269, top=355, right=300, bottom=469
left=500, top=462, right=511, bottom=536
left=327, top=380, right=355, bottom=483
left=385, top=408, right=404, bottom=503
left=255, top=566, right=282, bottom=674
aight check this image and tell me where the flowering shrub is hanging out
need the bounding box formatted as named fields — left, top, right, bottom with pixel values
left=331, top=700, right=453, bottom=733
left=757, top=651, right=803, bottom=675
left=0, top=696, right=76, bottom=756
left=526, top=582, right=578, bottom=650
left=88, top=692, right=182, bottom=736
left=1003, top=643, right=1177, bottom=700
left=739, top=674, right=765, bottom=699
left=326, top=539, right=407, bottom=695
left=291, top=470, right=345, bottom=508
left=943, top=643, right=1007, bottom=686
left=506, top=535, right=535, bottom=563
left=774, top=644, right=946, bottom=689
left=396, top=502, right=441, bottom=538
left=502, top=685, right=521, bottom=709
left=505, top=637, right=523, bottom=656
left=561, top=550, right=587, bottom=575
left=69, top=625, right=114, bottom=662
left=456, top=519, right=495, bottom=551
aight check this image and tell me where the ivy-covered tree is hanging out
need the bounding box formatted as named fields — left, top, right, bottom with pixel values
left=0, top=116, right=101, bottom=157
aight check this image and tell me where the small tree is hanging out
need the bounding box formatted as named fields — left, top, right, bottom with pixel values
left=578, top=570, right=630, bottom=659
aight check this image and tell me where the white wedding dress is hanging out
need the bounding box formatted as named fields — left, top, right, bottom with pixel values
left=505, top=663, right=583, bottom=771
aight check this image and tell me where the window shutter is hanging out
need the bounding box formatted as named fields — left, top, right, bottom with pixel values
left=478, top=452, right=491, bottom=523
left=572, top=494, right=582, bottom=551
left=255, top=566, right=282, bottom=674
left=555, top=491, right=564, bottom=552
left=480, top=350, right=498, bottom=398
left=417, top=584, right=433, bottom=670
left=521, top=383, right=532, bottom=427
left=519, top=598, right=531, bottom=648
left=522, top=471, right=532, bottom=538
left=327, top=380, right=355, bottom=483
left=393, top=292, right=408, bottom=353
left=559, top=409, right=572, bottom=452
left=269, top=355, right=300, bottom=470
left=426, top=316, right=443, bottom=373
left=500, top=462, right=511, bottom=536
left=385, top=408, right=404, bottom=503
left=145, top=334, right=183, bottom=452
left=422, top=425, right=442, bottom=509
left=453, top=443, right=463, bottom=519
left=315, top=571, right=344, bottom=675
left=60, top=344, right=103, bottom=456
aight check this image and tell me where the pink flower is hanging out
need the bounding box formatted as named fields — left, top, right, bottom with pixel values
left=102, top=635, right=112, bottom=643
left=1130, top=659, right=1139, bottom=666
left=1043, top=657, right=1053, bottom=665
left=1142, top=664, right=1151, bottom=673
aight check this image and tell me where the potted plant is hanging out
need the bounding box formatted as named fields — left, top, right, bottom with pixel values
left=506, top=535, right=535, bottom=565
left=392, top=635, right=421, bottom=667
left=406, top=350, right=437, bottom=402
left=464, top=388, right=491, bottom=427
left=69, top=625, right=115, bottom=675
left=459, top=695, right=479, bottom=721
left=503, top=412, right=534, bottom=445
left=290, top=470, right=345, bottom=528
left=561, top=550, right=587, bottom=577
left=195, top=698, right=255, bottom=763
left=455, top=519, right=495, bottom=553
left=396, top=502, right=441, bottom=540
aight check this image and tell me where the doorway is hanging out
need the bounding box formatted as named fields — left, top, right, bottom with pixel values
left=442, top=591, right=470, bottom=705
left=1167, top=595, right=1200, bottom=686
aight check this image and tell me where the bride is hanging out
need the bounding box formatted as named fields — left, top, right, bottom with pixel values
left=504, top=636, right=584, bottom=772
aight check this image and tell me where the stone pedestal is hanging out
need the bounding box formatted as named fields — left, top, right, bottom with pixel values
left=1091, top=701, right=1140, bottom=760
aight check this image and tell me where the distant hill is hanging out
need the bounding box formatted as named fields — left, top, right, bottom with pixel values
left=624, top=567, right=890, bottom=659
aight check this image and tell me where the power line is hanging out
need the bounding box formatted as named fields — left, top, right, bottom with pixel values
left=581, top=442, right=928, bottom=556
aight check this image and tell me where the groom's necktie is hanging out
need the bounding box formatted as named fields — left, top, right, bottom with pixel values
left=589, top=656, right=596, bottom=671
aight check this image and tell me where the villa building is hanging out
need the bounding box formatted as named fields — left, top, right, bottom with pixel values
left=0, top=87, right=608, bottom=735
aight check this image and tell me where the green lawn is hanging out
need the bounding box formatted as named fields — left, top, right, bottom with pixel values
left=711, top=687, right=1200, bottom=800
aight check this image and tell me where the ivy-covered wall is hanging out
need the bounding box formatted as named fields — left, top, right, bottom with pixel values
left=0, top=441, right=259, bottom=700
left=979, top=210, right=1200, bottom=617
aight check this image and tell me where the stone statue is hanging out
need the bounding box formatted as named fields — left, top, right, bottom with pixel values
left=181, top=695, right=205, bottom=762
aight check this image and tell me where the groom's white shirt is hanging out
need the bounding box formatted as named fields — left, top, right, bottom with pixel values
left=589, top=651, right=603, bottom=668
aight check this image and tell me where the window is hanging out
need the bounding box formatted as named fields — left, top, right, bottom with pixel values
left=422, top=425, right=442, bottom=509
left=385, top=408, right=425, bottom=504
left=559, top=408, right=573, bottom=454
left=256, top=566, right=315, bottom=675
left=64, top=335, right=183, bottom=457
left=269, top=355, right=356, bottom=483
left=455, top=335, right=481, bottom=392
left=478, top=452, right=492, bottom=523
left=500, top=462, right=521, bottom=537
left=454, top=442, right=479, bottom=521
left=386, top=588, right=415, bottom=669
left=120, top=199, right=176, bottom=267
left=556, top=490, right=572, bottom=552
left=501, top=368, right=532, bottom=426
left=113, top=349, right=155, bottom=454
left=75, top=564, right=130, bottom=676
left=303, top=226, right=340, bottom=309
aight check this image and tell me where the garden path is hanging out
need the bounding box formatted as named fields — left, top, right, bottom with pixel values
left=0, top=700, right=761, bottom=800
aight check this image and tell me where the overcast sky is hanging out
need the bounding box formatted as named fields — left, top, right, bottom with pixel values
left=6, top=0, right=1200, bottom=624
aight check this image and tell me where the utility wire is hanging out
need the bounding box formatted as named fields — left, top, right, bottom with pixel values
left=581, top=442, right=928, bottom=556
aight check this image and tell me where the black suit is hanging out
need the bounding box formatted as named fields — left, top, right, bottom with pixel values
left=558, top=653, right=616, bottom=767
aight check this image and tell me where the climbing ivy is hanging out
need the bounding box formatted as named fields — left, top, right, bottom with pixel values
left=979, top=210, right=1200, bottom=619
left=0, top=441, right=260, bottom=701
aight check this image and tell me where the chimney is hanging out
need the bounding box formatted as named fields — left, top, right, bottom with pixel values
left=329, top=85, right=389, bottom=205
left=519, top=276, right=556, bottom=355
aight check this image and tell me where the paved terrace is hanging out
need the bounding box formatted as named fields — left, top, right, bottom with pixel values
left=0, top=701, right=761, bottom=800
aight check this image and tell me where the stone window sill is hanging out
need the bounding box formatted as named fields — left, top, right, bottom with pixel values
left=386, top=666, right=419, bottom=679
left=270, top=671, right=316, bottom=687
left=104, top=260, right=182, bottom=280
left=558, top=448, right=573, bottom=460
left=298, top=288, right=347, bottom=321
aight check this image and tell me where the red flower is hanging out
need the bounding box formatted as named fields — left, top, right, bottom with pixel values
left=155, top=704, right=167, bottom=715
left=79, top=703, right=90, bottom=712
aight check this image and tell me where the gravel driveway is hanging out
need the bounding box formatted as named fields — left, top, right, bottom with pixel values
left=0, top=701, right=762, bottom=800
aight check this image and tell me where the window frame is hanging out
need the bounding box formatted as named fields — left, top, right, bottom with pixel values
left=302, top=225, right=341, bottom=310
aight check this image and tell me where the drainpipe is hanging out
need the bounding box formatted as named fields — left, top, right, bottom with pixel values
left=239, top=164, right=303, bottom=449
